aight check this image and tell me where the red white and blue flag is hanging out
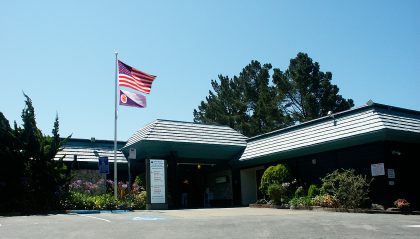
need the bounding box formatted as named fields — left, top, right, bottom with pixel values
left=119, top=89, right=147, bottom=108
left=118, top=60, right=157, bottom=94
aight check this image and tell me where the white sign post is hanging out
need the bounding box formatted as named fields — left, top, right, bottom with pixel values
left=149, top=159, right=166, bottom=204
left=127, top=148, right=136, bottom=190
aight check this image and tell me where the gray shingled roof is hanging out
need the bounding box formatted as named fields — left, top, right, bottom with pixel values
left=122, top=119, right=247, bottom=160
left=239, top=102, right=420, bottom=162
left=124, top=119, right=247, bottom=148
left=55, top=138, right=127, bottom=163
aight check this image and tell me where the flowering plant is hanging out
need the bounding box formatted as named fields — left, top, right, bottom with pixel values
left=312, top=194, right=339, bottom=208
left=69, top=179, right=104, bottom=195
left=394, top=199, right=410, bottom=210
left=64, top=179, right=147, bottom=210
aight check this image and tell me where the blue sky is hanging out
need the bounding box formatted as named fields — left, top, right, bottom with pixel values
left=1, top=0, right=419, bottom=141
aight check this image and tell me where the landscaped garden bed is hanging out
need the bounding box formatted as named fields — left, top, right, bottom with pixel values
left=250, top=163, right=418, bottom=215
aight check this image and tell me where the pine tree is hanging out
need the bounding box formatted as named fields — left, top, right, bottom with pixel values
left=273, top=53, right=354, bottom=123
left=0, top=93, right=71, bottom=212
left=194, top=53, right=354, bottom=137
left=194, top=61, right=289, bottom=137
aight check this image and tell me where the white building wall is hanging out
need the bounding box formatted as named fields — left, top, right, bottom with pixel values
left=240, top=166, right=264, bottom=206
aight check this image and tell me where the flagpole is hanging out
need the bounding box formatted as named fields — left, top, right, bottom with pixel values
left=114, top=52, right=118, bottom=199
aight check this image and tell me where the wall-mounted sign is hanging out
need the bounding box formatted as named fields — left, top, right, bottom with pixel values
left=371, top=163, right=385, bottom=176
left=98, top=156, right=109, bottom=174
left=129, top=148, right=136, bottom=159
left=150, top=159, right=166, bottom=204
left=215, top=176, right=228, bottom=184
left=387, top=169, right=395, bottom=179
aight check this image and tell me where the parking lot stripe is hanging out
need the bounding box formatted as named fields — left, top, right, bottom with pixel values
left=77, top=214, right=111, bottom=223
left=405, top=225, right=420, bottom=228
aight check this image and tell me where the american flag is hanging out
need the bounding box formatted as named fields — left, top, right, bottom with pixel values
left=118, top=60, right=157, bottom=94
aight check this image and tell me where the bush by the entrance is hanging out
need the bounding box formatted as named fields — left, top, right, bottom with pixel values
left=259, top=164, right=290, bottom=195
left=320, top=169, right=371, bottom=209
left=267, top=183, right=288, bottom=204
left=307, top=184, right=319, bottom=198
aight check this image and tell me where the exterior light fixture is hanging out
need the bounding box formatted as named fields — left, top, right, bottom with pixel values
left=197, top=164, right=202, bottom=170
left=391, top=150, right=401, bottom=156
left=328, top=111, right=337, bottom=126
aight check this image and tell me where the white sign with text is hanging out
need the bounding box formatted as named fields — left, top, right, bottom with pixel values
left=371, top=163, right=385, bottom=176
left=150, top=159, right=166, bottom=204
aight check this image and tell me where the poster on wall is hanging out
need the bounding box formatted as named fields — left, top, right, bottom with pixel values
left=371, top=163, right=385, bottom=176
left=387, top=169, right=395, bottom=179
left=150, top=159, right=166, bottom=204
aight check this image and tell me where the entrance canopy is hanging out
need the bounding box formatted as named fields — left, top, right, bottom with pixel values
left=121, top=119, right=247, bottom=161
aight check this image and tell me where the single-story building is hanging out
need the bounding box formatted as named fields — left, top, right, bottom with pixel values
left=57, top=101, right=420, bottom=209
left=54, top=138, right=127, bottom=182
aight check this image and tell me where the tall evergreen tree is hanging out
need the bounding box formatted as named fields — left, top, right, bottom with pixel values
left=193, top=75, right=247, bottom=131
left=0, top=94, right=71, bottom=212
left=272, top=53, right=354, bottom=123
left=21, top=93, right=43, bottom=160
left=194, top=60, right=289, bottom=137
left=239, top=61, right=289, bottom=136
left=0, top=112, right=25, bottom=211
left=194, top=53, right=354, bottom=137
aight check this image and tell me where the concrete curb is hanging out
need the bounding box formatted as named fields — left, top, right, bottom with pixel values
left=249, top=204, right=420, bottom=215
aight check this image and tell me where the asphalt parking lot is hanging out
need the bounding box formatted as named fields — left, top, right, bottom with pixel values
left=1, top=208, right=420, bottom=239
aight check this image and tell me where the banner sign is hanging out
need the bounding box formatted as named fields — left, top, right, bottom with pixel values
left=150, top=159, right=166, bottom=204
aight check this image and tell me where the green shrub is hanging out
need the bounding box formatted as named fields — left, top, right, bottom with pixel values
left=267, top=183, right=288, bottom=204
left=289, top=196, right=312, bottom=208
left=134, top=174, right=146, bottom=188
left=294, top=186, right=306, bottom=198
left=320, top=169, right=371, bottom=209
left=61, top=192, right=95, bottom=210
left=307, top=184, right=319, bottom=198
left=93, top=194, right=119, bottom=210
left=61, top=190, right=147, bottom=210
left=132, top=191, right=147, bottom=209
left=259, top=164, right=290, bottom=195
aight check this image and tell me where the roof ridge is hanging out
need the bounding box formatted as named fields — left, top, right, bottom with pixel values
left=155, top=118, right=234, bottom=128
left=246, top=103, right=380, bottom=142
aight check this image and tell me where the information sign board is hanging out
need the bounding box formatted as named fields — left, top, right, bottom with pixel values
left=371, top=163, right=385, bottom=176
left=150, top=159, right=166, bottom=204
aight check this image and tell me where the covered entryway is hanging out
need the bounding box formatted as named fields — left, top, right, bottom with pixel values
left=121, top=119, right=247, bottom=209
left=176, top=163, right=234, bottom=208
